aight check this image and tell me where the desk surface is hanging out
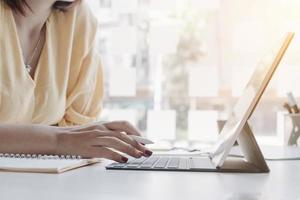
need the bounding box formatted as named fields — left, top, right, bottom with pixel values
left=1, top=159, right=299, bottom=200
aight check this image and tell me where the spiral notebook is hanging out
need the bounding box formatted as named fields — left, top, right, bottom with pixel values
left=0, top=154, right=100, bottom=173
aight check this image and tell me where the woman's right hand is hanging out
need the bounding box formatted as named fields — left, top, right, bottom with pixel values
left=56, top=121, right=153, bottom=163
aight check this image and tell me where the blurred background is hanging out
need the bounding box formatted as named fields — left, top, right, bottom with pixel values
left=86, top=0, right=300, bottom=147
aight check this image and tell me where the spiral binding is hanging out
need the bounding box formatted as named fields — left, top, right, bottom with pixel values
left=0, top=153, right=82, bottom=160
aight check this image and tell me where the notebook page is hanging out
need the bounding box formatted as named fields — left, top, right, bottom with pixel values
left=0, top=157, right=99, bottom=173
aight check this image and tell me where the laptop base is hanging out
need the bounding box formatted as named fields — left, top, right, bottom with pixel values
left=106, top=156, right=267, bottom=173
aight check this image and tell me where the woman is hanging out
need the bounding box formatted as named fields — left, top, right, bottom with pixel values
left=0, top=0, right=152, bottom=163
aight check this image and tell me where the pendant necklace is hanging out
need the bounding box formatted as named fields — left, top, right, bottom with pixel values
left=24, top=27, right=43, bottom=73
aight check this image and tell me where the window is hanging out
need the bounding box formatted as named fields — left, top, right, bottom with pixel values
left=88, top=0, right=300, bottom=145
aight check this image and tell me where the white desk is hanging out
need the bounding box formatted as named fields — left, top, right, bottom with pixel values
left=1, top=159, right=300, bottom=200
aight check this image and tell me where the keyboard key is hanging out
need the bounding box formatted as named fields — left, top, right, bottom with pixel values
left=109, top=163, right=127, bottom=168
left=121, top=157, right=148, bottom=168
left=129, top=157, right=147, bottom=165
left=167, top=157, right=180, bottom=169
left=153, top=157, right=170, bottom=169
left=126, top=164, right=140, bottom=168
left=140, top=156, right=159, bottom=168
left=189, top=157, right=214, bottom=169
left=178, top=157, right=189, bottom=170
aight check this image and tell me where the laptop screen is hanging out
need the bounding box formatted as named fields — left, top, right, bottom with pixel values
left=211, top=33, right=294, bottom=167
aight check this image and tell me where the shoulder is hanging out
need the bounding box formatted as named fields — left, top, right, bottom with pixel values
left=71, top=1, right=99, bottom=35
left=0, top=1, right=13, bottom=43
left=0, top=1, right=7, bottom=11
left=0, top=1, right=10, bottom=24
left=51, top=1, right=99, bottom=56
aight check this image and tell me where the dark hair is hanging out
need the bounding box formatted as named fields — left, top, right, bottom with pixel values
left=2, top=0, right=79, bottom=15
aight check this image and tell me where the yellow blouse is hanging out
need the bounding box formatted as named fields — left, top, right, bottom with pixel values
left=0, top=2, right=103, bottom=126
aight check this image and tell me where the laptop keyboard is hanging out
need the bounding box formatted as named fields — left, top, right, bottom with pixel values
left=106, top=155, right=216, bottom=171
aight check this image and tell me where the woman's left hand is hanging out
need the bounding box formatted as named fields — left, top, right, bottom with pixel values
left=56, top=120, right=152, bottom=162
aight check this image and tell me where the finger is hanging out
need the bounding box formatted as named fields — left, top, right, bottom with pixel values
left=105, top=131, right=152, bottom=157
left=76, top=130, right=153, bottom=157
left=91, top=136, right=144, bottom=158
left=103, top=121, right=142, bottom=136
left=88, top=147, right=129, bottom=163
left=84, top=130, right=152, bottom=157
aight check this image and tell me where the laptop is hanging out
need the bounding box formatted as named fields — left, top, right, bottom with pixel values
left=106, top=33, right=294, bottom=173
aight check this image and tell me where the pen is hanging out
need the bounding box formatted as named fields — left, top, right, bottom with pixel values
left=283, top=102, right=292, bottom=114
left=287, top=92, right=299, bottom=113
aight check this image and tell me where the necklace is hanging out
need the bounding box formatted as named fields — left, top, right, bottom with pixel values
left=24, top=27, right=44, bottom=73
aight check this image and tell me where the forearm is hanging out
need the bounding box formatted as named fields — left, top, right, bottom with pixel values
left=0, top=123, right=58, bottom=155
left=0, top=121, right=153, bottom=162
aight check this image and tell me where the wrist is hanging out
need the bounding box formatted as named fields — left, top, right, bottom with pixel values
left=55, top=129, right=72, bottom=156
left=42, top=125, right=61, bottom=155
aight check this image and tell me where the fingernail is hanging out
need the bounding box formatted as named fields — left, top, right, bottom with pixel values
left=145, top=150, right=153, bottom=157
left=121, top=157, right=128, bottom=163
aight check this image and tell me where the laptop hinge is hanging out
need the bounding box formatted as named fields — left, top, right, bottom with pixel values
left=219, top=122, right=269, bottom=173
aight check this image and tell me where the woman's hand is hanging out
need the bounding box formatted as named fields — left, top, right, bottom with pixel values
left=56, top=121, right=153, bottom=163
